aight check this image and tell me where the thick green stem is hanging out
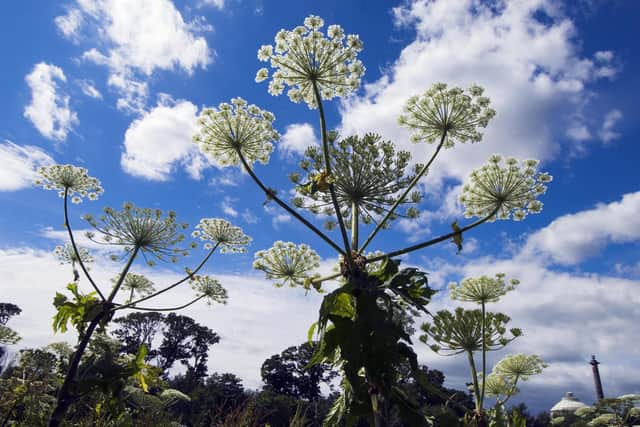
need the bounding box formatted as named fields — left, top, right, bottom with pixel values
left=367, top=207, right=499, bottom=262
left=311, top=80, right=352, bottom=265
left=467, top=351, right=482, bottom=415
left=48, top=310, right=105, bottom=427
left=63, top=191, right=105, bottom=301
left=351, top=203, right=359, bottom=251
left=359, top=132, right=447, bottom=253
left=106, top=246, right=140, bottom=304
left=236, top=149, right=346, bottom=256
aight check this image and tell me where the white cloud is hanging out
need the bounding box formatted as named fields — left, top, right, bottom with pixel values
left=24, top=63, right=78, bottom=141
left=221, top=197, right=239, bottom=217
left=279, top=123, right=318, bottom=158
left=54, top=8, right=83, bottom=42
left=201, top=0, right=225, bottom=10
left=340, top=0, right=617, bottom=191
left=76, top=79, right=102, bottom=99
left=0, top=141, right=54, bottom=191
left=121, top=99, right=213, bottom=180
left=598, top=109, right=622, bottom=143
left=57, top=0, right=212, bottom=112
left=523, top=191, right=640, bottom=265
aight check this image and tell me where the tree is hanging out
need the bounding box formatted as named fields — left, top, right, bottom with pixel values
left=261, top=342, right=338, bottom=401
left=113, top=312, right=164, bottom=360
left=191, top=14, right=552, bottom=426
left=158, top=313, right=220, bottom=379
left=0, top=302, right=22, bottom=374
left=35, top=165, right=244, bottom=426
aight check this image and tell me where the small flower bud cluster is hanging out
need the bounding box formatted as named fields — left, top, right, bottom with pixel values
left=191, top=275, right=228, bottom=305
left=116, top=273, right=155, bottom=298
left=449, top=273, right=519, bottom=304
left=192, top=218, right=251, bottom=253
left=35, top=164, right=103, bottom=203
left=83, top=202, right=189, bottom=266
left=193, top=97, right=279, bottom=167
left=55, top=243, right=94, bottom=265
left=253, top=241, right=320, bottom=288
left=459, top=155, right=552, bottom=221
left=256, top=15, right=364, bottom=109
left=398, top=83, right=496, bottom=148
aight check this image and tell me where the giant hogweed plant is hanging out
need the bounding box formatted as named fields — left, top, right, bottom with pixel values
left=192, top=15, right=552, bottom=427
left=35, top=165, right=250, bottom=426
left=420, top=275, right=547, bottom=426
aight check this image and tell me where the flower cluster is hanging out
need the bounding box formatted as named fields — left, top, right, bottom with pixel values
left=191, top=275, right=228, bottom=305
left=55, top=243, right=94, bottom=266
left=253, top=241, right=320, bottom=288
left=35, top=164, right=103, bottom=203
left=420, top=307, right=521, bottom=355
left=492, top=353, right=547, bottom=381
left=192, top=218, right=251, bottom=253
left=449, top=273, right=519, bottom=305
left=256, top=15, right=364, bottom=109
left=398, top=83, right=496, bottom=148
left=291, top=133, right=422, bottom=229
left=116, top=273, right=156, bottom=300
left=459, top=155, right=552, bottom=221
left=193, top=97, right=279, bottom=167
left=83, top=202, right=189, bottom=265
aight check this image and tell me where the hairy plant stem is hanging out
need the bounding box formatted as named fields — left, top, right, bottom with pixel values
left=235, top=148, right=346, bottom=256
left=367, top=207, right=499, bottom=262
left=115, top=243, right=220, bottom=310
left=49, top=246, right=139, bottom=426
left=311, top=80, right=353, bottom=267
left=63, top=190, right=105, bottom=301
left=359, top=131, right=447, bottom=253
left=351, top=203, right=359, bottom=251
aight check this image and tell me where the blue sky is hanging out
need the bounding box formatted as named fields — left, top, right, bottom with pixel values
left=1, top=0, right=639, bottom=414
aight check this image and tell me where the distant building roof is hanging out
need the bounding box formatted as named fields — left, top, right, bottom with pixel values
left=550, top=392, right=589, bottom=416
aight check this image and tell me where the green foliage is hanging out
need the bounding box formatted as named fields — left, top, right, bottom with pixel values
left=52, top=282, right=103, bottom=336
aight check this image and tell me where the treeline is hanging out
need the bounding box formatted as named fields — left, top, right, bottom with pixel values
left=1, top=305, right=554, bottom=426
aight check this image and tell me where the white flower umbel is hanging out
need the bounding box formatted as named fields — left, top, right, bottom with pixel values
left=459, top=155, right=552, bottom=221
left=83, top=202, right=189, bottom=265
left=36, top=164, right=103, bottom=202
left=192, top=218, right=251, bottom=253
left=191, top=275, right=228, bottom=305
left=117, top=273, right=155, bottom=300
left=253, top=241, right=320, bottom=288
left=398, top=83, right=496, bottom=148
left=492, top=354, right=547, bottom=381
left=193, top=97, right=279, bottom=167
left=449, top=273, right=519, bottom=305
left=256, top=15, right=364, bottom=109
left=55, top=243, right=95, bottom=266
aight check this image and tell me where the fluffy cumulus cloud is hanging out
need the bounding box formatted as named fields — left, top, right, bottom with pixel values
left=279, top=123, right=319, bottom=158
left=55, top=0, right=212, bottom=113
left=340, top=0, right=618, bottom=190
left=598, top=109, right=623, bottom=143
left=0, top=141, right=55, bottom=191
left=121, top=99, right=213, bottom=180
left=523, top=191, right=640, bottom=265
left=24, top=63, right=78, bottom=141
